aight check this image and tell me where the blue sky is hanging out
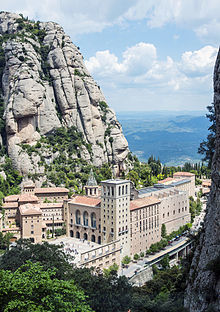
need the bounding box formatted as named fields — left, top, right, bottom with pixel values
left=1, top=0, right=220, bottom=112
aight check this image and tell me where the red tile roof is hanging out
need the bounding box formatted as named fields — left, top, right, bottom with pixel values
left=19, top=203, right=42, bottom=216
left=35, top=187, right=69, bottom=194
left=70, top=196, right=101, bottom=207
left=130, top=196, right=161, bottom=211
left=3, top=202, right=19, bottom=208
left=18, top=194, right=39, bottom=202
left=4, top=195, right=19, bottom=202
left=173, top=172, right=195, bottom=177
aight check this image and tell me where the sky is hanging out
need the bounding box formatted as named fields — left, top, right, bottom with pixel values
left=1, top=0, right=220, bottom=112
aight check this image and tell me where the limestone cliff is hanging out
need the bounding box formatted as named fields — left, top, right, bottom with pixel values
left=0, top=12, right=129, bottom=178
left=184, top=49, right=220, bottom=311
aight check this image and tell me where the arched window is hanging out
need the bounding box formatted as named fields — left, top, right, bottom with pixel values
left=126, top=185, right=128, bottom=194
left=75, top=210, right=81, bottom=225
left=91, top=234, right=96, bottom=242
left=76, top=231, right=80, bottom=238
left=119, top=186, right=121, bottom=196
left=91, top=212, right=96, bottom=228
left=84, top=233, right=88, bottom=240
left=122, top=185, right=124, bottom=195
left=70, top=230, right=74, bottom=237
left=83, top=211, right=88, bottom=226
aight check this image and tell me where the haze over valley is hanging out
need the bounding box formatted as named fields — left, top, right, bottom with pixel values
left=118, top=111, right=210, bottom=166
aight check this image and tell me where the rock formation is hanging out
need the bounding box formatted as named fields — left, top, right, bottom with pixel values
left=184, top=49, right=220, bottom=311
left=0, top=12, right=129, bottom=177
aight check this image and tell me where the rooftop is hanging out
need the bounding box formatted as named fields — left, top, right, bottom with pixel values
left=70, top=196, right=101, bottom=207
left=101, top=179, right=130, bottom=185
left=130, top=196, right=161, bottom=211
left=3, top=202, right=19, bottom=208
left=18, top=194, right=39, bottom=202
left=173, top=171, right=195, bottom=177
left=19, top=203, right=42, bottom=216
left=35, top=187, right=69, bottom=194
left=4, top=194, right=19, bottom=202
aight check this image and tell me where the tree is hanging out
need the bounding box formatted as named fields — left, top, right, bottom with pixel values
left=160, top=255, right=170, bottom=270
left=122, top=255, right=131, bottom=265
left=161, top=224, right=167, bottom=238
left=0, top=261, right=92, bottom=312
left=198, top=104, right=216, bottom=168
left=103, top=263, right=119, bottom=277
left=71, top=267, right=132, bottom=312
left=133, top=253, right=140, bottom=261
left=0, top=239, right=73, bottom=280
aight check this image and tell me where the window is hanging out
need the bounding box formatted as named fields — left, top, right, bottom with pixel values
left=75, top=210, right=81, bottom=224
left=91, top=212, right=96, bottom=228
left=83, top=211, right=89, bottom=226
left=31, top=231, right=34, bottom=234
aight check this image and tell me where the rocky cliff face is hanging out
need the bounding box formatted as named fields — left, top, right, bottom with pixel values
left=0, top=12, right=129, bottom=178
left=184, top=49, right=220, bottom=311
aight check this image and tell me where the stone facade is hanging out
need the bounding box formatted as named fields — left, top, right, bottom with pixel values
left=64, top=196, right=101, bottom=244
left=130, top=196, right=161, bottom=254
left=80, top=240, right=121, bottom=270
left=65, top=179, right=191, bottom=259
left=2, top=186, right=69, bottom=242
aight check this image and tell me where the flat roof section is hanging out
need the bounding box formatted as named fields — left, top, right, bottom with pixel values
left=101, top=179, right=130, bottom=185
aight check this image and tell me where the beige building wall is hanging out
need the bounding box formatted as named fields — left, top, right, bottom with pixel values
left=65, top=197, right=101, bottom=244
left=40, top=203, right=64, bottom=233
left=2, top=202, right=19, bottom=228
left=139, top=188, right=190, bottom=235
left=34, top=188, right=69, bottom=203
left=173, top=172, right=195, bottom=197
left=80, top=240, right=121, bottom=270
left=101, top=180, right=131, bottom=258
left=130, top=198, right=161, bottom=255
left=19, top=204, right=43, bottom=243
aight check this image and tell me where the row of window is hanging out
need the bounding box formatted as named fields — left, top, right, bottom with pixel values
left=163, top=206, right=187, bottom=218
left=74, top=210, right=96, bottom=228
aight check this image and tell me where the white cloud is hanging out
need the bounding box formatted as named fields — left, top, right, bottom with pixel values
left=1, top=0, right=220, bottom=42
left=85, top=44, right=218, bottom=99
left=85, top=42, right=157, bottom=77
left=122, top=0, right=220, bottom=44
left=180, top=46, right=218, bottom=76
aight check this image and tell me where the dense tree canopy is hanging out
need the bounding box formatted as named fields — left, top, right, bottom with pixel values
left=0, top=261, right=93, bottom=312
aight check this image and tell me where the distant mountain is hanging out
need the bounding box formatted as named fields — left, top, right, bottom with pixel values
left=117, top=111, right=210, bottom=166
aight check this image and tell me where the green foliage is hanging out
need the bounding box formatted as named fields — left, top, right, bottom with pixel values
left=0, top=261, right=92, bottom=312
left=74, top=69, right=87, bottom=77
left=0, top=239, right=73, bottom=280
left=103, top=263, right=119, bottom=277
left=99, top=101, right=108, bottom=112
left=133, top=253, right=140, bottom=260
left=55, top=228, right=66, bottom=237
left=0, top=232, right=13, bottom=251
left=198, top=104, right=215, bottom=169
left=131, top=265, right=189, bottom=312
left=122, top=255, right=131, bottom=265
left=0, top=157, right=22, bottom=196
left=71, top=267, right=132, bottom=312
left=189, top=197, right=202, bottom=223
left=161, top=223, right=167, bottom=238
